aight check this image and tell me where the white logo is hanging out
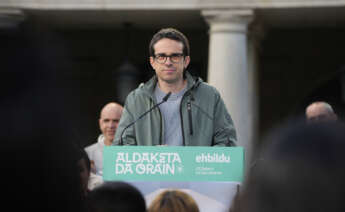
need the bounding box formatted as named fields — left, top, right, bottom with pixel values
left=195, top=153, right=231, bottom=163
left=115, top=152, right=182, bottom=175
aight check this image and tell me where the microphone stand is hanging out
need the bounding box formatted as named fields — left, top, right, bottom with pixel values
left=119, top=92, right=171, bottom=145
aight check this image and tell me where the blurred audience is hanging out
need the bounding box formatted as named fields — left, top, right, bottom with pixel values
left=232, top=120, right=345, bottom=212
left=148, top=189, right=199, bottom=212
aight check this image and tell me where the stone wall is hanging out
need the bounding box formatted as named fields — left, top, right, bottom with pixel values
left=258, top=28, right=345, bottom=138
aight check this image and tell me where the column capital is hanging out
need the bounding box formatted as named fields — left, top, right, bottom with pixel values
left=0, top=8, right=26, bottom=28
left=202, top=9, right=254, bottom=33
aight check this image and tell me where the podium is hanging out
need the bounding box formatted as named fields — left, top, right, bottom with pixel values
left=104, top=146, right=244, bottom=212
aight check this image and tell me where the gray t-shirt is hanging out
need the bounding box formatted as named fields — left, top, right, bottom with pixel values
left=154, top=85, right=187, bottom=146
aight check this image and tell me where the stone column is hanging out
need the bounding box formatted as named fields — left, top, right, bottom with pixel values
left=202, top=9, right=254, bottom=172
left=247, top=22, right=265, bottom=167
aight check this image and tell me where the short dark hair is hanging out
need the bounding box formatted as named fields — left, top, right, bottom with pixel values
left=149, top=28, right=190, bottom=56
left=87, top=181, right=146, bottom=212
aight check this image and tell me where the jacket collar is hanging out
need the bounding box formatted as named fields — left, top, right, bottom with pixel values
left=141, top=71, right=201, bottom=97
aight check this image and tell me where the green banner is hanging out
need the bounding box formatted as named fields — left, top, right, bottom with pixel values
left=103, top=146, right=244, bottom=182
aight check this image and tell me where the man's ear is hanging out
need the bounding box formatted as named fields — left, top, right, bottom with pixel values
left=99, top=119, right=102, bottom=130
left=150, top=57, right=155, bottom=69
left=184, top=56, right=191, bottom=69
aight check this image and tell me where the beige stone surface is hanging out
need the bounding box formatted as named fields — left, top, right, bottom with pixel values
left=1, top=0, right=345, bottom=10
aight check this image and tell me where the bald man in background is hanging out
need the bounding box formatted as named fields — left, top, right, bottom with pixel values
left=85, top=102, right=123, bottom=176
left=305, top=101, right=337, bottom=123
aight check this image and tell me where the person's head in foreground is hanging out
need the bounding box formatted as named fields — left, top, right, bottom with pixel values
left=233, top=121, right=345, bottom=212
left=148, top=189, right=199, bottom=212
left=87, top=181, right=146, bottom=212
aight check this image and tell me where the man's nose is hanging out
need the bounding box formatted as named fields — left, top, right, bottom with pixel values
left=108, top=121, right=116, bottom=128
left=164, top=57, right=173, bottom=65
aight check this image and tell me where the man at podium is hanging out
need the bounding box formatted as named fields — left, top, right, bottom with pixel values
left=114, top=28, right=237, bottom=146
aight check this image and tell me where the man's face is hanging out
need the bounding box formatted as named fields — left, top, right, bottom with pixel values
left=306, top=105, right=336, bottom=123
left=150, top=38, right=190, bottom=84
left=99, top=106, right=122, bottom=143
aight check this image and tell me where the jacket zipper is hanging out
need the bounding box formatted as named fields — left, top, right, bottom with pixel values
left=179, top=97, right=186, bottom=146
left=187, top=101, right=193, bottom=135
left=179, top=80, right=199, bottom=146
left=157, top=101, right=163, bottom=145
left=180, top=92, right=194, bottom=146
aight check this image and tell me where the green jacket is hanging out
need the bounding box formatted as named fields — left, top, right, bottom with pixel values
left=113, top=72, right=237, bottom=146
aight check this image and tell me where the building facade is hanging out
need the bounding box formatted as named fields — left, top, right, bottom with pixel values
left=2, top=0, right=345, bottom=167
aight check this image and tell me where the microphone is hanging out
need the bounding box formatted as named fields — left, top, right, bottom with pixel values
left=119, top=92, right=172, bottom=145
left=162, top=91, right=172, bottom=102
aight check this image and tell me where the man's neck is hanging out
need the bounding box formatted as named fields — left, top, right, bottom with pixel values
left=104, top=139, right=112, bottom=146
left=157, top=79, right=187, bottom=93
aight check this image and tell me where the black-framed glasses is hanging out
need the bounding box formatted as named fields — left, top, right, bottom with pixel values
left=154, top=53, right=184, bottom=64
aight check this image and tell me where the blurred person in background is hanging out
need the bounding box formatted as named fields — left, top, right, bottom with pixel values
left=85, top=102, right=123, bottom=190
left=305, top=101, right=337, bottom=123
left=85, top=102, right=123, bottom=176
